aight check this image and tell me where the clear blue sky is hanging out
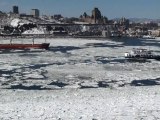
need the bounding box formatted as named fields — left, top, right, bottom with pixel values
left=0, top=0, right=159, bottom=19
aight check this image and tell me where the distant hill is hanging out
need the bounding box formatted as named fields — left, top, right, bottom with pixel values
left=112, top=18, right=160, bottom=23
left=129, top=18, right=160, bottom=23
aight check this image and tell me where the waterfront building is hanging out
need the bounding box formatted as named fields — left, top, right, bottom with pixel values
left=150, top=29, right=160, bottom=37
left=119, top=17, right=130, bottom=29
left=31, top=9, right=39, bottom=17
left=54, top=14, right=63, bottom=20
left=102, top=30, right=111, bottom=37
left=20, top=13, right=33, bottom=18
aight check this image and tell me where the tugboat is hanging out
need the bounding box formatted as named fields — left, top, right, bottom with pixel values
left=125, top=48, right=160, bottom=60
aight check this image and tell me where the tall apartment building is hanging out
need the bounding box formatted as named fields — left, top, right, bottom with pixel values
left=31, top=9, right=39, bottom=17
left=13, top=6, right=19, bottom=14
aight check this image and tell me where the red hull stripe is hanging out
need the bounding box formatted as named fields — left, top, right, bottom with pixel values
left=0, top=43, right=50, bottom=49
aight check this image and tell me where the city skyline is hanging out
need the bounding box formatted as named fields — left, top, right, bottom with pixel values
left=0, top=0, right=159, bottom=19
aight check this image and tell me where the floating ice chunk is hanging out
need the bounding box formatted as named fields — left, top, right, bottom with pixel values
left=0, top=77, right=7, bottom=82
left=80, top=81, right=98, bottom=88
left=23, top=73, right=44, bottom=79
left=22, top=71, right=31, bottom=74
left=65, top=74, right=77, bottom=80
left=1, top=74, right=10, bottom=77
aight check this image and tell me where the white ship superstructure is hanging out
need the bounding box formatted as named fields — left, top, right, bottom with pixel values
left=125, top=48, right=160, bottom=60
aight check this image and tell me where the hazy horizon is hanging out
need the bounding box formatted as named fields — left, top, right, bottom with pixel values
left=0, top=0, right=159, bottom=19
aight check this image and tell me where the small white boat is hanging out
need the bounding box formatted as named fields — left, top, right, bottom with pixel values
left=142, top=35, right=155, bottom=39
left=124, top=48, right=160, bottom=60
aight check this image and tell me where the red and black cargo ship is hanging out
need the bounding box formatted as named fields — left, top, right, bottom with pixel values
left=0, top=43, right=50, bottom=50
left=0, top=38, right=50, bottom=50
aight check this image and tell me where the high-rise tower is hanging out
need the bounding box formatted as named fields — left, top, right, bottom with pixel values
left=13, top=6, right=19, bottom=14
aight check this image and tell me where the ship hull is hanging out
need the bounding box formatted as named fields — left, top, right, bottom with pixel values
left=125, top=56, right=160, bottom=60
left=0, top=43, right=50, bottom=50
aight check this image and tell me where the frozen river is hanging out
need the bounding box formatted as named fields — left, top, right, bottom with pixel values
left=0, top=37, right=160, bottom=119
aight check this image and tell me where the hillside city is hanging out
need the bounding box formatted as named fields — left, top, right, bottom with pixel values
left=0, top=6, right=160, bottom=38
left=1, top=3, right=160, bottom=120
